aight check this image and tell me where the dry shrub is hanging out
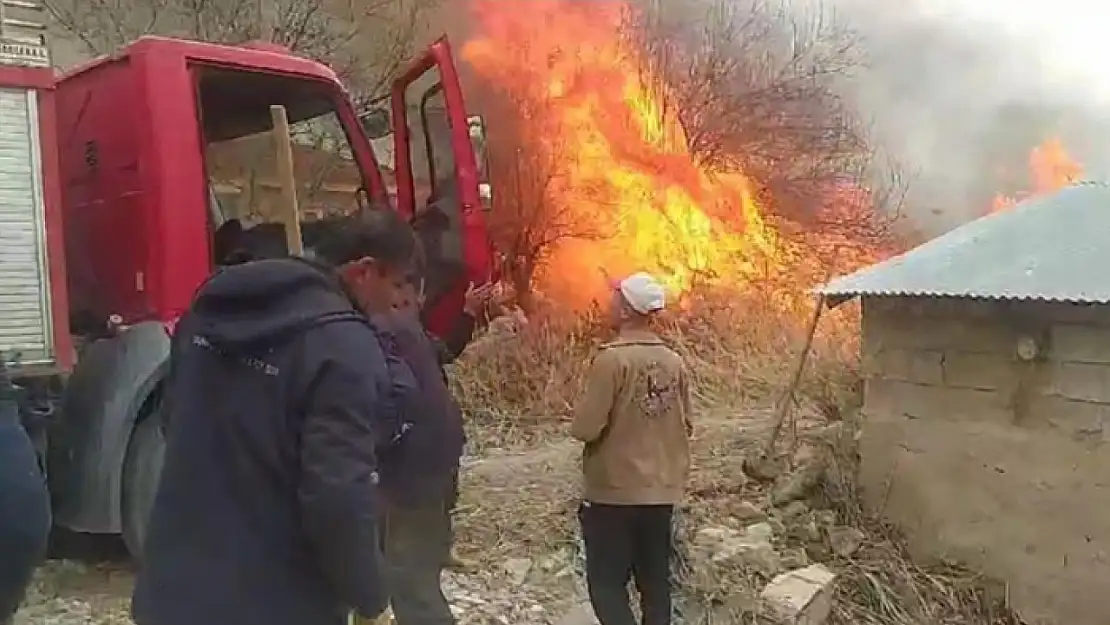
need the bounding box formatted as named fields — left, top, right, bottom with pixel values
left=451, top=286, right=861, bottom=452
left=818, top=416, right=1017, bottom=625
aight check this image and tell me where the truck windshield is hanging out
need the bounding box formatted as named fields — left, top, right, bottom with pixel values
left=196, top=67, right=367, bottom=224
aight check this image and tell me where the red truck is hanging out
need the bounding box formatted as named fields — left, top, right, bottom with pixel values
left=1, top=6, right=494, bottom=557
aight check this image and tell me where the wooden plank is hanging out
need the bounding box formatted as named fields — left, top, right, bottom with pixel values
left=269, top=105, right=303, bottom=255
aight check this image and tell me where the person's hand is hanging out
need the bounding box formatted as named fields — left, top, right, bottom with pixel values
left=463, top=282, right=495, bottom=316
left=490, top=281, right=513, bottom=310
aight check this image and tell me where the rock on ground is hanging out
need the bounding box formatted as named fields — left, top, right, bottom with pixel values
left=759, top=564, right=836, bottom=625
left=694, top=522, right=781, bottom=576
left=554, top=601, right=598, bottom=625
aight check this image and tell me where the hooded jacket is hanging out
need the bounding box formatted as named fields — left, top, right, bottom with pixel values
left=376, top=313, right=465, bottom=506
left=0, top=362, right=50, bottom=619
left=132, top=258, right=407, bottom=625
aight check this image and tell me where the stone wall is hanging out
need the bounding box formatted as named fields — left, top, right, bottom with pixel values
left=858, top=296, right=1110, bottom=625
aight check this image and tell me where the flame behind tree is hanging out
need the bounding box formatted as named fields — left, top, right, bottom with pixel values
left=990, top=137, right=1083, bottom=213
left=481, top=55, right=607, bottom=313
left=464, top=0, right=898, bottom=310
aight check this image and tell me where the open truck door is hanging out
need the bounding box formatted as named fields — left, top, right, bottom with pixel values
left=388, top=36, right=495, bottom=338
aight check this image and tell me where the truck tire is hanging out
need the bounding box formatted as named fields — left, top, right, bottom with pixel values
left=121, top=395, right=165, bottom=563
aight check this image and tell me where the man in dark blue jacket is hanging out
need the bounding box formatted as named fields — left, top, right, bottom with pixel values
left=393, top=280, right=495, bottom=575
left=0, top=360, right=51, bottom=625
left=375, top=275, right=481, bottom=625
left=132, top=210, right=418, bottom=625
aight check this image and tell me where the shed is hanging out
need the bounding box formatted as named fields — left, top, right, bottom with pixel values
left=818, top=182, right=1110, bottom=625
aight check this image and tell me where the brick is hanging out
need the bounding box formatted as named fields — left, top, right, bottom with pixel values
left=1030, top=395, right=1110, bottom=442
left=862, top=348, right=943, bottom=384
left=942, top=352, right=1014, bottom=391
left=760, top=564, right=836, bottom=625
left=860, top=296, right=901, bottom=318
left=867, top=315, right=1014, bottom=354
left=865, top=378, right=1013, bottom=424
left=1047, top=362, right=1110, bottom=404
left=555, top=602, right=598, bottom=625
left=864, top=297, right=1007, bottom=321
left=1023, top=302, right=1110, bottom=327
left=1050, top=324, right=1110, bottom=364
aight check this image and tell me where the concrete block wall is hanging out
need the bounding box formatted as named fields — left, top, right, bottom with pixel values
left=861, top=297, right=1110, bottom=437
left=857, top=296, right=1110, bottom=625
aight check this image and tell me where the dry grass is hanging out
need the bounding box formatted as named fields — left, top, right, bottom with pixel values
left=450, top=289, right=1019, bottom=625
left=451, top=289, right=859, bottom=451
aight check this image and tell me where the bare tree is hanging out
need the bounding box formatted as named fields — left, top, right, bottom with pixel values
left=45, top=0, right=437, bottom=104
left=480, top=65, right=604, bottom=311
left=623, top=0, right=884, bottom=220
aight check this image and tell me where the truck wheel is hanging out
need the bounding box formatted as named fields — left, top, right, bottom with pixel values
left=121, top=395, right=165, bottom=563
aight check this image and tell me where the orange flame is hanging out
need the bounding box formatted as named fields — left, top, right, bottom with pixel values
left=462, top=0, right=785, bottom=306
left=990, top=137, right=1082, bottom=213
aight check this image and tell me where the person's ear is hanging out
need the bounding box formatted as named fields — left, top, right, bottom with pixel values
left=346, top=257, right=375, bottom=281
left=356, top=256, right=389, bottom=278
left=337, top=262, right=359, bottom=284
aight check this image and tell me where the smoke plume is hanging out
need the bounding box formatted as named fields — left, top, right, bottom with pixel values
left=437, top=0, right=1110, bottom=234
left=804, top=0, right=1110, bottom=232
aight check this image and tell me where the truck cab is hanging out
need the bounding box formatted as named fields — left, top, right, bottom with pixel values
left=7, top=34, right=493, bottom=556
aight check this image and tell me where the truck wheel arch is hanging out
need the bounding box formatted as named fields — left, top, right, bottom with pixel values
left=47, top=322, right=170, bottom=534
left=121, top=389, right=166, bottom=561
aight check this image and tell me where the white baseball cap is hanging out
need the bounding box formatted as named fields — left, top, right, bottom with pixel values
left=614, top=272, right=666, bottom=314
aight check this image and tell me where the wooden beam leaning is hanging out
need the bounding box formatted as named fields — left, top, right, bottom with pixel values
left=269, top=104, right=304, bottom=255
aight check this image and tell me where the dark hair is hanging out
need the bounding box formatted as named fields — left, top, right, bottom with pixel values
left=307, top=210, right=418, bottom=268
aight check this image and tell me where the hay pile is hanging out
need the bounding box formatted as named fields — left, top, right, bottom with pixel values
left=450, top=296, right=1019, bottom=625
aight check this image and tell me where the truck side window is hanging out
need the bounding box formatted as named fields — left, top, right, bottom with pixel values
left=193, top=65, right=375, bottom=265
left=403, top=80, right=464, bottom=308
left=204, top=110, right=360, bottom=224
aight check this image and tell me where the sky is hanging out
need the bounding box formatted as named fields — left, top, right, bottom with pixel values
left=799, top=0, right=1110, bottom=230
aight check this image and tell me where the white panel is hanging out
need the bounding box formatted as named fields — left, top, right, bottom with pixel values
left=0, top=87, right=52, bottom=367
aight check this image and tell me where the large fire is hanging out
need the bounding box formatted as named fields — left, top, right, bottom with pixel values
left=461, top=0, right=882, bottom=309
left=990, top=137, right=1083, bottom=213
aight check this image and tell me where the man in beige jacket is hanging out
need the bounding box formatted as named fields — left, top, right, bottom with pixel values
left=570, top=272, right=692, bottom=625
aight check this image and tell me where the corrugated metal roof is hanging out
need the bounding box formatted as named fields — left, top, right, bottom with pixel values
left=819, top=181, right=1110, bottom=306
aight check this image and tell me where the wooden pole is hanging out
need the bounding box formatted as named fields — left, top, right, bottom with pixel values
left=759, top=293, right=826, bottom=459
left=269, top=105, right=303, bottom=255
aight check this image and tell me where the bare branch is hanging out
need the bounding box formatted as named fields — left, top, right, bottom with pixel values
left=623, top=0, right=868, bottom=202
left=473, top=40, right=611, bottom=307
left=45, top=0, right=438, bottom=102
left=613, top=0, right=915, bottom=267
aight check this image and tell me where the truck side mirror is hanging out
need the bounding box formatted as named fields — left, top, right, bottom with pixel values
left=360, top=108, right=391, bottom=139
left=467, top=115, right=492, bottom=210
left=467, top=115, right=486, bottom=144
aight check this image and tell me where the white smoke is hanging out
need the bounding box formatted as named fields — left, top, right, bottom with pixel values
left=826, top=0, right=1110, bottom=233
left=443, top=0, right=1110, bottom=234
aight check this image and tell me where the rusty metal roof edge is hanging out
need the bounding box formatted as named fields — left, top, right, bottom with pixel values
left=814, top=182, right=1110, bottom=308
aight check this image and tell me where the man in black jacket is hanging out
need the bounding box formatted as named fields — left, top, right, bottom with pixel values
left=375, top=277, right=480, bottom=625
left=0, top=360, right=51, bottom=625
left=132, top=210, right=418, bottom=625
left=395, top=280, right=494, bottom=575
